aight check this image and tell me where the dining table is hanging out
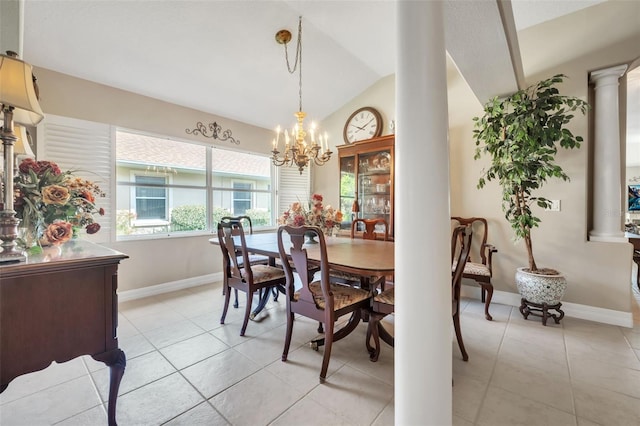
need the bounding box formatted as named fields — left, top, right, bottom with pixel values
left=209, top=231, right=395, bottom=346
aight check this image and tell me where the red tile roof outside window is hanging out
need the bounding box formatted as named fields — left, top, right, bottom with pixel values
left=116, top=131, right=270, bottom=177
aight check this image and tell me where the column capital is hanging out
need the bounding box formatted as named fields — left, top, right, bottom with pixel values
left=590, top=64, right=628, bottom=84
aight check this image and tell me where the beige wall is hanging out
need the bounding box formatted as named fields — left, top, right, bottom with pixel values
left=30, top=1, right=640, bottom=313
left=313, top=5, right=640, bottom=314
left=33, top=67, right=273, bottom=292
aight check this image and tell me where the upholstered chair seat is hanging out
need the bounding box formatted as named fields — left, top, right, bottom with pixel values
left=295, top=281, right=370, bottom=310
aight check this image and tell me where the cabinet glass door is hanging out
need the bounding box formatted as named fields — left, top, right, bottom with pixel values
left=339, top=155, right=356, bottom=230
left=358, top=149, right=391, bottom=229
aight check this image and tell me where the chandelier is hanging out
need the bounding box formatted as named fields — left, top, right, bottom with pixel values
left=271, top=16, right=332, bottom=174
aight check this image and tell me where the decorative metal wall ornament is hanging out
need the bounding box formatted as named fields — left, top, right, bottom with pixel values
left=185, top=121, right=240, bottom=145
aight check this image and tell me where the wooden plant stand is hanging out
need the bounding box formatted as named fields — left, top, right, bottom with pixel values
left=519, top=298, right=564, bottom=326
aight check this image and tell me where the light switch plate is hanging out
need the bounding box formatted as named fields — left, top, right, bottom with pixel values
left=546, top=200, right=561, bottom=211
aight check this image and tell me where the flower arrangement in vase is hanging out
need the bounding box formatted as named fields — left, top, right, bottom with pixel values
left=278, top=193, right=343, bottom=240
left=13, top=158, right=105, bottom=253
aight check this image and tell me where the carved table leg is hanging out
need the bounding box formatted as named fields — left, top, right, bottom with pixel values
left=250, top=287, right=272, bottom=320
left=366, top=313, right=382, bottom=362
left=93, top=349, right=126, bottom=426
left=311, top=310, right=362, bottom=349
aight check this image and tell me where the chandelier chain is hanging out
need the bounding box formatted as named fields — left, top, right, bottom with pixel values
left=283, top=16, right=303, bottom=112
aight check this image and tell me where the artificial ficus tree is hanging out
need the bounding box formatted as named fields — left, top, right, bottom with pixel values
left=473, top=74, right=589, bottom=273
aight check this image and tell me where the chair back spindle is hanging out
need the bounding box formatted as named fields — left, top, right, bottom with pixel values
left=218, top=221, right=250, bottom=281
left=351, top=218, right=390, bottom=241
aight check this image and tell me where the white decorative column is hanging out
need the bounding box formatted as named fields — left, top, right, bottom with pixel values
left=589, top=64, right=628, bottom=242
left=396, top=1, right=451, bottom=424
left=0, top=0, right=22, bottom=55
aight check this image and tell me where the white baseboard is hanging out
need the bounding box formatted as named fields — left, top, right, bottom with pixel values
left=118, top=276, right=633, bottom=328
left=461, top=284, right=633, bottom=328
left=118, top=273, right=223, bottom=302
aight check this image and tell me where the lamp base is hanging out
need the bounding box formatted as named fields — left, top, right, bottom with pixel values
left=0, top=209, right=26, bottom=262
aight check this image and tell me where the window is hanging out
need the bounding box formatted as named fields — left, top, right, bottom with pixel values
left=115, top=130, right=275, bottom=238
left=39, top=116, right=310, bottom=242
left=135, top=176, right=167, bottom=220
left=233, top=182, right=252, bottom=215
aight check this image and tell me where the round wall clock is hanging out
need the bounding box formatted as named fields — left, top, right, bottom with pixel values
left=343, top=107, right=383, bottom=143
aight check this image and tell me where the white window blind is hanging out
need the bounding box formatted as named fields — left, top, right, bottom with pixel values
left=37, top=115, right=113, bottom=243
left=277, top=164, right=310, bottom=215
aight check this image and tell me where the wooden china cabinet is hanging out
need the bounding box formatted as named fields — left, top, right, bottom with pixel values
left=338, top=134, right=395, bottom=236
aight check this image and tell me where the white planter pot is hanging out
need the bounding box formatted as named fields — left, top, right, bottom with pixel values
left=515, top=267, right=567, bottom=305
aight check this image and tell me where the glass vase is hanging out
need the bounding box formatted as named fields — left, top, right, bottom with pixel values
left=17, top=227, right=46, bottom=255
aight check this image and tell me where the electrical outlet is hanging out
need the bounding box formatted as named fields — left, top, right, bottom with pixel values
left=545, top=200, right=561, bottom=211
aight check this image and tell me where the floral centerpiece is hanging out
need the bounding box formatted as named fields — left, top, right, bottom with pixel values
left=278, top=193, right=343, bottom=238
left=13, top=158, right=105, bottom=252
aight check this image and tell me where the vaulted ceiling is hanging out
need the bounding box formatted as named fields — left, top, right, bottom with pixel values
left=15, top=0, right=606, bottom=131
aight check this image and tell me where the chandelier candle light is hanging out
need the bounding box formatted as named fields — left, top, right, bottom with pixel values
left=270, top=16, right=332, bottom=174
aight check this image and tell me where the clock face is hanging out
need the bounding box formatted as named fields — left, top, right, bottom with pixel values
left=344, top=107, right=382, bottom=143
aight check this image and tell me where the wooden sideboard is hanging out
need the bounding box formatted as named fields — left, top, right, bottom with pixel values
left=0, top=240, right=128, bottom=426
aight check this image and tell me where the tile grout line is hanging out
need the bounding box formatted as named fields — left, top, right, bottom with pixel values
left=561, top=312, right=578, bottom=422
left=470, top=305, right=513, bottom=425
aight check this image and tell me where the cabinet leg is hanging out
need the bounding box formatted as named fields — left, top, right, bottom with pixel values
left=93, top=349, right=126, bottom=426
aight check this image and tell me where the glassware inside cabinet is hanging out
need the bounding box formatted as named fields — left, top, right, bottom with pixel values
left=337, top=135, right=394, bottom=236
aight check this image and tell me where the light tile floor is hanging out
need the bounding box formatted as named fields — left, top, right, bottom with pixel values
left=1, top=281, right=639, bottom=426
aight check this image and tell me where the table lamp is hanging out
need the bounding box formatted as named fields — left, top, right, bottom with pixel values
left=0, top=51, right=44, bottom=262
left=13, top=124, right=35, bottom=164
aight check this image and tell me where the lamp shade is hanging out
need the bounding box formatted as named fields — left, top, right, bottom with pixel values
left=0, top=53, right=44, bottom=126
left=14, top=124, right=35, bottom=158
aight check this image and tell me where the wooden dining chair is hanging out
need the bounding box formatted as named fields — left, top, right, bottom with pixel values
left=366, top=226, right=473, bottom=362
left=351, top=218, right=390, bottom=241
left=451, top=216, right=497, bottom=321
left=217, top=221, right=286, bottom=336
left=220, top=216, right=270, bottom=308
left=452, top=225, right=473, bottom=361
left=330, top=218, right=392, bottom=291
left=277, top=225, right=372, bottom=383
